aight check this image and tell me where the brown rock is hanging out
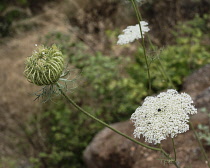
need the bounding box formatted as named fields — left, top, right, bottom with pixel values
left=83, top=121, right=135, bottom=168
left=182, top=64, right=210, bottom=98
left=83, top=120, right=163, bottom=168
left=83, top=120, right=207, bottom=168
left=182, top=64, right=210, bottom=127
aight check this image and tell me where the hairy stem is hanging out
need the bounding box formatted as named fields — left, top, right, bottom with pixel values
left=159, top=143, right=180, bottom=168
left=130, top=0, right=152, bottom=94
left=147, top=34, right=175, bottom=89
left=172, top=138, right=177, bottom=161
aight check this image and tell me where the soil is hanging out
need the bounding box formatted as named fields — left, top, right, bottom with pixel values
left=0, top=2, right=69, bottom=164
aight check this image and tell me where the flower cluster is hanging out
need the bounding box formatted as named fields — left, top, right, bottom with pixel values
left=117, top=21, right=150, bottom=45
left=131, top=89, right=197, bottom=144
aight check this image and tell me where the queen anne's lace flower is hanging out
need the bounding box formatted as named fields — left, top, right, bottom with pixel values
left=131, top=89, right=197, bottom=144
left=117, top=21, right=150, bottom=45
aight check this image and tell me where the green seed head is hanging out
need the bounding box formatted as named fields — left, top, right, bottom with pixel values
left=24, top=44, right=64, bottom=86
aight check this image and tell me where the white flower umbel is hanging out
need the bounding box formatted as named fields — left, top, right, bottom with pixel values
left=117, top=21, right=150, bottom=45
left=131, top=89, right=197, bottom=144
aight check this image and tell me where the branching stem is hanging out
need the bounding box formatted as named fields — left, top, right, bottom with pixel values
left=56, top=83, right=180, bottom=168
left=130, top=0, right=151, bottom=94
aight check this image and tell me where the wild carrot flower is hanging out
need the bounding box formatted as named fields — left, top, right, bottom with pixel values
left=117, top=21, right=150, bottom=45
left=24, top=44, right=78, bottom=101
left=131, top=89, right=197, bottom=144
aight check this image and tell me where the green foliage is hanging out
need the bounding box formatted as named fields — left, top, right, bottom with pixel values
left=0, top=0, right=27, bottom=37
left=43, top=32, right=144, bottom=120
left=29, top=102, right=98, bottom=168
left=0, top=0, right=55, bottom=37
left=129, top=15, right=210, bottom=91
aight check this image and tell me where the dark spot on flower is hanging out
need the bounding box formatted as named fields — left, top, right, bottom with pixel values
left=158, top=108, right=161, bottom=112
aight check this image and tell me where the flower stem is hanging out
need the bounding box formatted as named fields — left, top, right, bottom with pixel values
left=56, top=83, right=180, bottom=167
left=158, top=143, right=179, bottom=168
left=130, top=0, right=152, bottom=94
left=172, top=138, right=177, bottom=161
left=147, top=34, right=175, bottom=89
left=56, top=83, right=159, bottom=151
left=190, top=122, right=210, bottom=168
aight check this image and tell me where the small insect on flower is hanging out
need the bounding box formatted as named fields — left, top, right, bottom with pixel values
left=117, top=21, right=150, bottom=45
left=131, top=89, right=197, bottom=144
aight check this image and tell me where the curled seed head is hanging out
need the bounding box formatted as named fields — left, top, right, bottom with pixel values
left=24, top=44, right=64, bottom=86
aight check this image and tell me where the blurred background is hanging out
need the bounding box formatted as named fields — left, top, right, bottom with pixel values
left=0, top=0, right=210, bottom=168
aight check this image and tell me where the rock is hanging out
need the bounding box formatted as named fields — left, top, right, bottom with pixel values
left=83, top=121, right=135, bottom=168
left=83, top=120, right=163, bottom=168
left=182, top=64, right=210, bottom=127
left=83, top=120, right=206, bottom=168
left=190, top=112, right=209, bottom=127
left=194, top=87, right=210, bottom=111
left=190, top=87, right=210, bottom=127
left=182, top=64, right=210, bottom=98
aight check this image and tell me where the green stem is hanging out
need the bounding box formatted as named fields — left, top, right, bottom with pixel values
left=146, top=16, right=208, bottom=167
left=159, top=143, right=179, bottom=168
left=56, top=83, right=180, bottom=167
left=131, top=0, right=152, bottom=94
left=56, top=83, right=159, bottom=151
left=172, top=138, right=177, bottom=161
left=129, top=3, right=206, bottom=168
left=147, top=34, right=175, bottom=89
left=190, top=122, right=210, bottom=168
